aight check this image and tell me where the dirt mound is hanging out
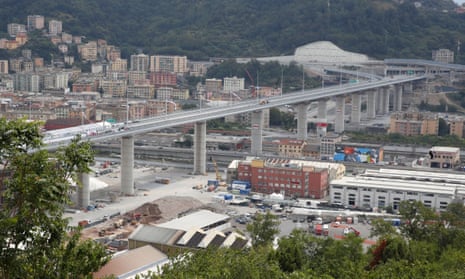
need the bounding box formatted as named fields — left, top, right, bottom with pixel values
left=125, top=195, right=205, bottom=225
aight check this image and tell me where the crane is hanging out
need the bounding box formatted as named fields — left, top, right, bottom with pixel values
left=212, top=158, right=222, bottom=181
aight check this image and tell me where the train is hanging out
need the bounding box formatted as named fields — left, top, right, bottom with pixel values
left=43, top=121, right=124, bottom=145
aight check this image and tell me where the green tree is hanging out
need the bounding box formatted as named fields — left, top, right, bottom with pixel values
left=246, top=211, right=280, bottom=247
left=0, top=118, right=109, bottom=278
left=438, top=118, right=450, bottom=136
left=152, top=246, right=283, bottom=279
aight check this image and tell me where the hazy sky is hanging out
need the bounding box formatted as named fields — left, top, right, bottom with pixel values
left=454, top=0, right=465, bottom=5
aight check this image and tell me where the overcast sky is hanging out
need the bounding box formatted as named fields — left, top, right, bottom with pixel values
left=454, top=0, right=465, bottom=5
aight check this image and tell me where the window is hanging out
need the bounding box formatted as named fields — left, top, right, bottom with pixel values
left=376, top=189, right=387, bottom=193
left=347, top=187, right=357, bottom=191
left=333, top=185, right=343, bottom=189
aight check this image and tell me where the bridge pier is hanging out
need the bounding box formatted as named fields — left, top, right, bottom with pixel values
left=366, top=90, right=376, bottom=119
left=394, top=84, right=403, bottom=111
left=351, top=93, right=361, bottom=126
left=382, top=87, right=390, bottom=114
left=318, top=99, right=327, bottom=121
left=251, top=110, right=264, bottom=156
left=121, top=135, right=135, bottom=195
left=193, top=121, right=207, bottom=175
left=334, top=96, right=345, bottom=134
left=296, top=102, right=310, bottom=140
left=77, top=172, right=90, bottom=209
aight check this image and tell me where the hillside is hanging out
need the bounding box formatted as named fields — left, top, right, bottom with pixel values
left=1, top=0, right=465, bottom=60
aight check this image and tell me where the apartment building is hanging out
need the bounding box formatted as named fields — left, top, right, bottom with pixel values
left=48, top=20, right=62, bottom=35
left=7, top=23, right=26, bottom=37
left=128, top=71, right=148, bottom=86
left=448, top=117, right=465, bottom=138
left=188, top=61, right=213, bottom=77
left=61, top=32, right=73, bottom=44
left=170, top=88, right=189, bottom=100
left=278, top=139, right=306, bottom=158
left=156, top=87, right=173, bottom=100
left=130, top=54, right=150, bottom=72
left=432, top=48, right=454, bottom=64
left=223, top=77, right=245, bottom=92
left=150, top=55, right=187, bottom=74
left=100, top=80, right=127, bottom=98
left=13, top=73, right=40, bottom=92
left=107, top=47, right=121, bottom=61
left=0, top=60, right=8, bottom=74
left=389, top=111, right=438, bottom=136
left=72, top=78, right=99, bottom=92
left=205, top=78, right=222, bottom=94
left=27, top=15, right=45, bottom=30
left=127, top=84, right=155, bottom=99
left=319, top=133, right=342, bottom=160
left=148, top=72, right=177, bottom=87
left=78, top=41, right=98, bottom=61
left=109, top=58, right=128, bottom=72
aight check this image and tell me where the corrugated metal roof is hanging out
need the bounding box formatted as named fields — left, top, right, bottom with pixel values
left=157, top=209, right=230, bottom=231
left=128, top=225, right=184, bottom=245
left=222, top=232, right=246, bottom=248
left=93, top=245, right=168, bottom=279
left=197, top=230, right=226, bottom=249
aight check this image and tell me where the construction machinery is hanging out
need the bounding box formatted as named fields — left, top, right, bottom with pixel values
left=212, top=159, right=222, bottom=181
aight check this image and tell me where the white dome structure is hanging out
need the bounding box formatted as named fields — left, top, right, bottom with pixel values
left=294, top=41, right=370, bottom=64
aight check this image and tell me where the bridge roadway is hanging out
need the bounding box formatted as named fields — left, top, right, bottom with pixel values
left=45, top=74, right=425, bottom=150
left=49, top=74, right=425, bottom=208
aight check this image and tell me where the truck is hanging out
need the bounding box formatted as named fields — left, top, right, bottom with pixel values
left=272, top=204, right=282, bottom=212
left=315, top=224, right=323, bottom=235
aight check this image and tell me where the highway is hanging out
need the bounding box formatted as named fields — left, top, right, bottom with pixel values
left=44, top=74, right=425, bottom=150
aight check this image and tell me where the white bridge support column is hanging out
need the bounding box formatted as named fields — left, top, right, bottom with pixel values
left=296, top=102, right=309, bottom=140
left=251, top=110, right=264, bottom=156
left=351, top=93, right=361, bottom=125
left=404, top=82, right=413, bottom=94
left=318, top=99, right=327, bottom=121
left=193, top=121, right=207, bottom=175
left=382, top=87, right=390, bottom=115
left=375, top=88, right=383, bottom=115
left=77, top=172, right=90, bottom=209
left=367, top=90, right=376, bottom=119
left=394, top=84, right=403, bottom=111
left=334, top=96, right=345, bottom=134
left=121, top=135, right=135, bottom=195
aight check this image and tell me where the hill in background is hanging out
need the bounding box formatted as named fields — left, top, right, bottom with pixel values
left=1, top=0, right=464, bottom=60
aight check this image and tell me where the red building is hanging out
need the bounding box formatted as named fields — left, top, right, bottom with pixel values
left=148, top=72, right=177, bottom=88
left=236, top=158, right=329, bottom=199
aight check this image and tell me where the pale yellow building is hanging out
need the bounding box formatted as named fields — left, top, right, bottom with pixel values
left=389, top=111, right=438, bottom=136
left=150, top=55, right=187, bottom=74
left=278, top=139, right=306, bottom=158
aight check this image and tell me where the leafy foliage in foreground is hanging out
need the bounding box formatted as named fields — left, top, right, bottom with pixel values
left=0, top=118, right=109, bottom=278
left=145, top=201, right=465, bottom=279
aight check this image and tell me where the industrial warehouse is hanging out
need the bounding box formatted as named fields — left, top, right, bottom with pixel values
left=329, top=168, right=465, bottom=211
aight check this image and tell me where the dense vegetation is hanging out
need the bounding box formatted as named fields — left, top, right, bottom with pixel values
left=0, top=118, right=108, bottom=278
left=1, top=0, right=465, bottom=60
left=146, top=201, right=465, bottom=278
left=348, top=131, right=465, bottom=148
